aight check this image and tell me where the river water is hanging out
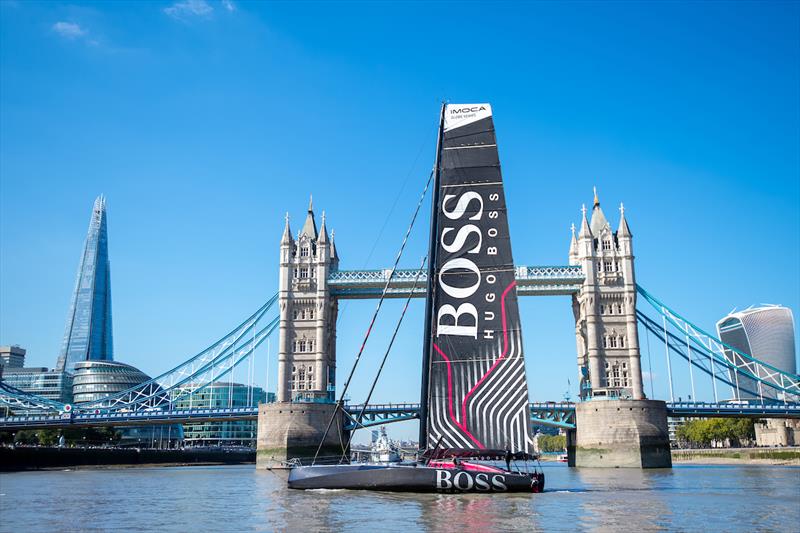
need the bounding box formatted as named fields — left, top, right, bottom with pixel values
left=1, top=463, right=798, bottom=532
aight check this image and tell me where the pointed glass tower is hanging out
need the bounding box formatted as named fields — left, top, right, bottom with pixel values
left=56, top=195, right=114, bottom=372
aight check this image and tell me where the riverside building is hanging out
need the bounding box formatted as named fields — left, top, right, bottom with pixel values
left=72, top=360, right=153, bottom=403
left=1, top=367, right=74, bottom=404
left=72, top=359, right=182, bottom=447
left=175, top=382, right=268, bottom=447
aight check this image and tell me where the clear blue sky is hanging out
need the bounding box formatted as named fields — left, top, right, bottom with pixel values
left=1, top=1, right=798, bottom=440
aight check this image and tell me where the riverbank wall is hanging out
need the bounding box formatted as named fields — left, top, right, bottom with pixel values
left=0, top=447, right=255, bottom=471
left=671, top=447, right=800, bottom=465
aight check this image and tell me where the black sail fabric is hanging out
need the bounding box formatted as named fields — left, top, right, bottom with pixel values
left=425, top=104, right=532, bottom=452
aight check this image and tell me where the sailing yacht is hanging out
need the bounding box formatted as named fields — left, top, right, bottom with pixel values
left=288, top=103, right=545, bottom=493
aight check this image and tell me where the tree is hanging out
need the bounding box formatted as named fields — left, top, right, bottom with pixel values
left=675, top=418, right=755, bottom=448
left=13, top=430, right=38, bottom=445
left=537, top=434, right=567, bottom=452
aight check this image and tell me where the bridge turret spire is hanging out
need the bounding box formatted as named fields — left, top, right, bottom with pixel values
left=281, top=212, right=293, bottom=245
left=590, top=187, right=610, bottom=235
left=569, top=223, right=579, bottom=265
left=330, top=229, right=339, bottom=262
left=618, top=203, right=632, bottom=238
left=578, top=204, right=592, bottom=239
left=318, top=210, right=329, bottom=244
left=300, top=194, right=318, bottom=239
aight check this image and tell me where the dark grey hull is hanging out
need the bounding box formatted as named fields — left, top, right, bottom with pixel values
left=288, top=464, right=544, bottom=493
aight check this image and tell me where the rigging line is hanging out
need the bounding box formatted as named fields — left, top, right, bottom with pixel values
left=313, top=168, right=436, bottom=464
left=338, top=255, right=428, bottom=463
left=337, top=124, right=438, bottom=326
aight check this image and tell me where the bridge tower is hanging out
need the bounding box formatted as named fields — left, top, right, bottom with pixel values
left=571, top=189, right=644, bottom=400
left=257, top=197, right=346, bottom=468
left=276, top=198, right=339, bottom=402
left=569, top=189, right=671, bottom=468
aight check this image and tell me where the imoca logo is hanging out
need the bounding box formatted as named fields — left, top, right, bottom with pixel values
left=450, top=106, right=487, bottom=114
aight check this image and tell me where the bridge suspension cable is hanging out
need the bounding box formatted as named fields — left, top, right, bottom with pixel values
left=0, top=381, right=69, bottom=412
left=636, top=285, right=800, bottom=403
left=0, top=294, right=280, bottom=414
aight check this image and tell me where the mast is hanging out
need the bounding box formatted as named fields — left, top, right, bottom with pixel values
left=418, top=102, right=446, bottom=449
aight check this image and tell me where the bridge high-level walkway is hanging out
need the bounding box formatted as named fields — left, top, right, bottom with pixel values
left=328, top=265, right=584, bottom=298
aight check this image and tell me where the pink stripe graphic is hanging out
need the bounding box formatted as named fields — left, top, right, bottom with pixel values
left=432, top=280, right=517, bottom=450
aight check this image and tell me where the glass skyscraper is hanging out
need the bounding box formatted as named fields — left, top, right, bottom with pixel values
left=716, top=305, right=796, bottom=401
left=56, top=195, right=114, bottom=372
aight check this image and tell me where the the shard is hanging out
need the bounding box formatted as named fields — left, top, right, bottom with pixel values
left=56, top=195, right=114, bottom=372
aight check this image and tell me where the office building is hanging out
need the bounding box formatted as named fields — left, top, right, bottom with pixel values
left=1, top=367, right=74, bottom=404
left=717, top=305, right=798, bottom=446
left=72, top=360, right=154, bottom=403
left=175, top=382, right=267, bottom=447
left=0, top=345, right=26, bottom=372
left=716, top=305, right=796, bottom=401
left=56, top=195, right=114, bottom=372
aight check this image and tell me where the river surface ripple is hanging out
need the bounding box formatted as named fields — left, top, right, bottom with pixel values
left=1, top=463, right=798, bottom=532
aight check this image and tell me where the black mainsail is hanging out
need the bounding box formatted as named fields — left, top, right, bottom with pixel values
left=421, top=103, right=532, bottom=453
left=288, top=103, right=544, bottom=493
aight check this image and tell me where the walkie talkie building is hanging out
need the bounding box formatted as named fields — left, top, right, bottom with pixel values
left=56, top=195, right=114, bottom=372
left=716, top=305, right=796, bottom=401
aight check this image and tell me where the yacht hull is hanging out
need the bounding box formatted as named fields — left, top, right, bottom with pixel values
left=288, top=464, right=544, bottom=493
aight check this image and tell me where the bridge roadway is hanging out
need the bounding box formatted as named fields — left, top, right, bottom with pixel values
left=1, top=401, right=797, bottom=431
left=328, top=265, right=585, bottom=298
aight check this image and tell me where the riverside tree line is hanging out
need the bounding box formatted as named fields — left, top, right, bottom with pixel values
left=535, top=418, right=756, bottom=453
left=675, top=418, right=756, bottom=448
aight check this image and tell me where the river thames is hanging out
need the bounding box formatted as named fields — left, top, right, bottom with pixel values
left=1, top=463, right=798, bottom=532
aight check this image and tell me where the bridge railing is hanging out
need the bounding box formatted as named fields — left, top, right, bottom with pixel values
left=345, top=402, right=421, bottom=412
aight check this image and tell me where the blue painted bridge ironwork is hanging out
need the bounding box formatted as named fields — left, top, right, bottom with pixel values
left=1, top=401, right=797, bottom=431
left=328, top=266, right=584, bottom=298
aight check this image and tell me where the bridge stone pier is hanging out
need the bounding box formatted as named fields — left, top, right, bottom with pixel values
left=257, top=191, right=671, bottom=468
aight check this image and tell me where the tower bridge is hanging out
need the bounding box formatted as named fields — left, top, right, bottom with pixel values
left=1, top=192, right=798, bottom=468
left=274, top=191, right=644, bottom=407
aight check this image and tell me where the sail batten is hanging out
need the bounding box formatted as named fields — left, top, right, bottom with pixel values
left=424, top=103, right=532, bottom=453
